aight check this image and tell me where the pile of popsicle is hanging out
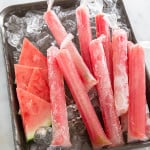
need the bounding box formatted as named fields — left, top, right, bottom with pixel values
left=15, top=3, right=150, bottom=150
left=43, top=4, right=150, bottom=149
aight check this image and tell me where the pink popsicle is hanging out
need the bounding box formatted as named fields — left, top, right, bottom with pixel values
left=112, top=29, right=129, bottom=116
left=76, top=5, right=93, bottom=72
left=128, top=44, right=147, bottom=141
left=44, top=10, right=97, bottom=91
left=89, top=38, right=124, bottom=146
left=47, top=46, right=71, bottom=147
left=95, top=13, right=113, bottom=88
left=56, top=48, right=111, bottom=149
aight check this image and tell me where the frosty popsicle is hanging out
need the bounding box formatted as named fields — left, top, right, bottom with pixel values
left=128, top=44, right=147, bottom=141
left=96, top=13, right=113, bottom=87
left=89, top=38, right=124, bottom=146
left=76, top=5, right=92, bottom=72
left=112, top=29, right=129, bottom=116
left=47, top=46, right=71, bottom=147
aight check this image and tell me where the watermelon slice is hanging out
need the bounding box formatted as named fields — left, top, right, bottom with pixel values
left=19, top=38, right=47, bottom=68
left=14, top=64, right=34, bottom=89
left=16, top=88, right=51, bottom=141
left=27, top=68, right=50, bottom=102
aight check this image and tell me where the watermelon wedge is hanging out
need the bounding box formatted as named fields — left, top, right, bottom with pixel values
left=14, top=64, right=34, bottom=89
left=19, top=38, right=47, bottom=68
left=16, top=88, right=51, bottom=141
left=27, top=68, right=50, bottom=102
left=47, top=46, right=71, bottom=147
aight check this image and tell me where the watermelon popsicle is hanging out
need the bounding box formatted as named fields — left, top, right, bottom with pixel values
left=89, top=38, right=123, bottom=146
left=56, top=49, right=111, bottom=149
left=47, top=46, right=71, bottom=147
left=44, top=10, right=97, bottom=92
left=95, top=13, right=113, bottom=87
left=76, top=5, right=92, bottom=72
left=112, top=29, right=129, bottom=116
left=128, top=44, right=147, bottom=141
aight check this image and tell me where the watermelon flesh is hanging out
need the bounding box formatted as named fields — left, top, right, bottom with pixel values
left=76, top=5, right=93, bottom=72
left=14, top=64, right=34, bottom=89
left=16, top=88, right=51, bottom=141
left=47, top=46, right=71, bottom=147
left=95, top=13, right=113, bottom=88
left=56, top=49, right=111, bottom=149
left=44, top=10, right=97, bottom=92
left=128, top=44, right=147, bottom=141
left=89, top=38, right=124, bottom=146
left=19, top=38, right=47, bottom=68
left=27, top=68, right=50, bottom=102
left=112, top=29, right=129, bottom=116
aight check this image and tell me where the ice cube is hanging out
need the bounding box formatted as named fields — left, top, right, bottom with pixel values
left=80, top=0, right=104, bottom=17
left=34, top=126, right=52, bottom=145
left=25, top=11, right=45, bottom=37
left=47, top=146, right=65, bottom=150
left=29, top=142, right=48, bottom=150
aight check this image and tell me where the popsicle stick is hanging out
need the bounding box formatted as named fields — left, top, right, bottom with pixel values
left=112, top=29, right=129, bottom=116
left=89, top=38, right=124, bottom=146
left=56, top=49, right=111, bottom=149
left=44, top=10, right=97, bottom=91
left=128, top=44, right=147, bottom=141
left=47, top=46, right=71, bottom=147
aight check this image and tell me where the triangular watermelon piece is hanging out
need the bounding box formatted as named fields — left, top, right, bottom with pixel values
left=19, top=38, right=47, bottom=68
left=14, top=64, right=34, bottom=89
left=16, top=88, right=51, bottom=141
left=27, top=68, right=50, bottom=102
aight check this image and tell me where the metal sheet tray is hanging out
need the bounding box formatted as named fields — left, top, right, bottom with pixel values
left=0, top=0, right=150, bottom=150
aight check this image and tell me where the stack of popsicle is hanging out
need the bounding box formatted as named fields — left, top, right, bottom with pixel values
left=42, top=2, right=147, bottom=149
